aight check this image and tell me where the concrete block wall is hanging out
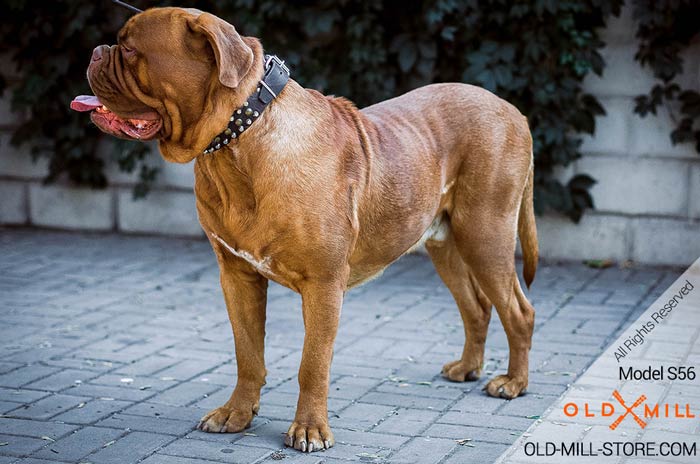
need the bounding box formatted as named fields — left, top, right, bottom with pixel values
left=536, top=5, right=700, bottom=266
left=1, top=5, right=699, bottom=265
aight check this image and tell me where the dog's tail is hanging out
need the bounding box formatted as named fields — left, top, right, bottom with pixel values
left=518, top=154, right=538, bottom=289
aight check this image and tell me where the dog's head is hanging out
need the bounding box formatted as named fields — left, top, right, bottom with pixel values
left=71, top=7, right=263, bottom=162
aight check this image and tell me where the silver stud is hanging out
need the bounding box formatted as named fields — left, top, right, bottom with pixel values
left=223, top=139, right=229, bottom=145
left=230, top=116, right=235, bottom=122
left=256, top=87, right=260, bottom=92
left=243, top=101, right=249, bottom=107
left=215, top=143, right=221, bottom=149
left=239, top=126, right=244, bottom=132
left=236, top=109, right=242, bottom=114
left=202, top=149, right=207, bottom=154
left=246, top=119, right=252, bottom=125
left=231, top=132, right=237, bottom=138
left=253, top=111, right=259, bottom=117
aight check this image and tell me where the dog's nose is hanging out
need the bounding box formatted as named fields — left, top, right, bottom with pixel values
left=91, top=46, right=106, bottom=63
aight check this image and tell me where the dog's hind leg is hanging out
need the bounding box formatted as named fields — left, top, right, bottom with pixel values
left=449, top=198, right=535, bottom=399
left=426, top=225, right=492, bottom=382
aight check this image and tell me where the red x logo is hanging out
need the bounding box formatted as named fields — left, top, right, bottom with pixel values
left=609, top=390, right=647, bottom=430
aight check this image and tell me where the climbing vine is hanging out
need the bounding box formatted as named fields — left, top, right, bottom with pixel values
left=632, top=0, right=700, bottom=154
left=0, top=0, right=624, bottom=220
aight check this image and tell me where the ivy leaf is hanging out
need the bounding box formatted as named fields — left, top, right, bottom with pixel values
left=568, top=174, right=596, bottom=192
left=397, top=45, right=417, bottom=72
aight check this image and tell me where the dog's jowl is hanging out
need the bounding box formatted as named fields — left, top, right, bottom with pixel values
left=72, top=7, right=538, bottom=453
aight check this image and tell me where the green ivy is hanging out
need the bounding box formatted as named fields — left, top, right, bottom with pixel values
left=632, top=0, right=700, bottom=153
left=0, top=0, right=624, bottom=220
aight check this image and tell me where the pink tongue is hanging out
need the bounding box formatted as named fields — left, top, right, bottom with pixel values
left=71, top=95, right=102, bottom=112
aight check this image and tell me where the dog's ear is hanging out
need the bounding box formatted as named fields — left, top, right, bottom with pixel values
left=188, top=12, right=253, bottom=89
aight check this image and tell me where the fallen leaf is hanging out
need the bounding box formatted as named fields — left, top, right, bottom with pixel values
left=41, top=436, right=56, bottom=442
left=139, top=385, right=151, bottom=391
left=416, top=381, right=432, bottom=386
left=103, top=440, right=116, bottom=448
left=120, top=378, right=134, bottom=384
left=456, top=438, right=472, bottom=445
left=583, top=259, right=614, bottom=269
left=0, top=442, right=8, bottom=446
left=526, top=415, right=540, bottom=419
left=77, top=402, right=86, bottom=409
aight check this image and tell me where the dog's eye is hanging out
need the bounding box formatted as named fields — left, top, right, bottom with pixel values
left=121, top=45, right=136, bottom=58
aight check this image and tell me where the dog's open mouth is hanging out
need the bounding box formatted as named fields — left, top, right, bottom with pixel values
left=70, top=95, right=162, bottom=140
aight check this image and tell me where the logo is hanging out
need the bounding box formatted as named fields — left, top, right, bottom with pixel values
left=609, top=390, right=646, bottom=430
left=563, top=390, right=695, bottom=430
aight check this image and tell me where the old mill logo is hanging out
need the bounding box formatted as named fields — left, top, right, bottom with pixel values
left=563, top=390, right=695, bottom=430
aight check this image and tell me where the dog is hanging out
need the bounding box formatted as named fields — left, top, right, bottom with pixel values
left=72, top=7, right=538, bottom=453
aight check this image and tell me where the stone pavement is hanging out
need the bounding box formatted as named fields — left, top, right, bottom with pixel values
left=497, top=258, right=700, bottom=464
left=0, top=229, right=683, bottom=464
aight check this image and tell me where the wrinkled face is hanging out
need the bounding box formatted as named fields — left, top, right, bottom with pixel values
left=72, top=7, right=254, bottom=147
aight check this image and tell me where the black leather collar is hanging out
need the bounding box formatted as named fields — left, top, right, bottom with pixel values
left=202, top=55, right=290, bottom=154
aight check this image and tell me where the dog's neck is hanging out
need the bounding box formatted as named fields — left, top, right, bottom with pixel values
left=201, top=55, right=289, bottom=155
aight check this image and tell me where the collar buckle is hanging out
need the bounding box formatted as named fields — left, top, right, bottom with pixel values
left=265, top=54, right=290, bottom=75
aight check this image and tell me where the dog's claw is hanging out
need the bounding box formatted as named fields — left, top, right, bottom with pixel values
left=324, top=440, right=330, bottom=449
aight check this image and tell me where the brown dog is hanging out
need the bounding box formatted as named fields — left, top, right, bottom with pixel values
left=72, top=7, right=538, bottom=453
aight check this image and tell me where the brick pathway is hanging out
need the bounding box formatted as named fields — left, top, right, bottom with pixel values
left=497, top=259, right=700, bottom=464
left=0, top=229, right=682, bottom=464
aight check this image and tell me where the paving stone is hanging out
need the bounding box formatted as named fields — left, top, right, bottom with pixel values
left=52, top=398, right=132, bottom=424
left=438, top=411, right=536, bottom=431
left=359, top=391, right=452, bottom=410
left=332, top=402, right=395, bottom=431
left=148, top=382, right=220, bottom=407
left=85, top=431, right=174, bottom=464
left=387, top=436, right=456, bottom=464
left=0, top=365, right=60, bottom=388
left=373, top=408, right=441, bottom=436
left=0, top=417, right=78, bottom=439
left=444, top=442, right=510, bottom=464
left=158, top=438, right=270, bottom=463
left=424, top=423, right=524, bottom=444
left=9, top=393, right=90, bottom=420
left=96, top=413, right=195, bottom=436
left=0, top=433, right=47, bottom=457
left=23, top=369, right=100, bottom=392
left=32, top=426, right=124, bottom=461
left=121, top=402, right=207, bottom=423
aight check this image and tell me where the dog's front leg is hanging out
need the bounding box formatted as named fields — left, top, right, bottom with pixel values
left=198, top=257, right=268, bottom=433
left=285, top=281, right=343, bottom=452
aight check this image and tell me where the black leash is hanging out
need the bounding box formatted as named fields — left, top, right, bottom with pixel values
left=112, top=0, right=143, bottom=14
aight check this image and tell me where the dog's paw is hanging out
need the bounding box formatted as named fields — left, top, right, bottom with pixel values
left=284, top=420, right=334, bottom=453
left=197, top=405, right=256, bottom=433
left=441, top=359, right=481, bottom=382
left=484, top=374, right=527, bottom=399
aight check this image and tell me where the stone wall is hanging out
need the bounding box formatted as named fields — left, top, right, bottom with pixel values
left=1, top=6, right=699, bottom=265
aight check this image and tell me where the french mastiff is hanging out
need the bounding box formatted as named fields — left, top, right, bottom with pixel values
left=72, top=7, right=538, bottom=453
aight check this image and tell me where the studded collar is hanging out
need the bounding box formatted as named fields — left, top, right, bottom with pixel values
left=202, top=55, right=290, bottom=154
